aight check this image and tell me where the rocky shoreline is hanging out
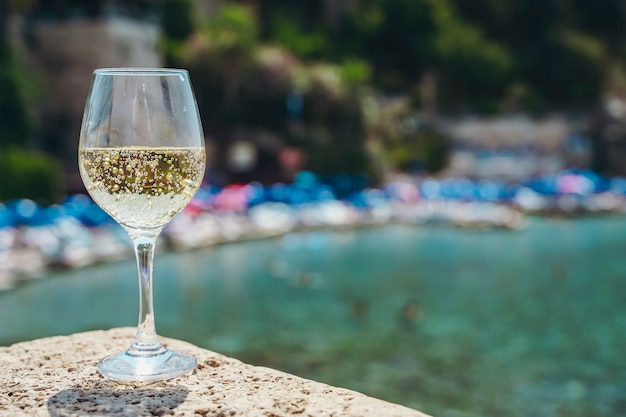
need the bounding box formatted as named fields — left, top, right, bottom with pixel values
left=0, top=328, right=429, bottom=417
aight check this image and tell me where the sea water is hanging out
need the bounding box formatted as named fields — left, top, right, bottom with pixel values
left=1, top=217, right=625, bottom=417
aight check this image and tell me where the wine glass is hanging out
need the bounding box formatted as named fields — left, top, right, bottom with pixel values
left=78, top=68, right=206, bottom=382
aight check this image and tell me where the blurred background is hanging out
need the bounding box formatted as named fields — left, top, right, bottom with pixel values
left=2, top=1, right=626, bottom=416
left=8, top=0, right=626, bottom=200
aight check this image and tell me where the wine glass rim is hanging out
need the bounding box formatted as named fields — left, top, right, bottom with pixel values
left=94, top=68, right=188, bottom=76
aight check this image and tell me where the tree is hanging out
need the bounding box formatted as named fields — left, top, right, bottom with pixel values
left=0, top=0, right=40, bottom=147
left=0, top=46, right=31, bottom=148
left=256, top=0, right=626, bottom=112
left=169, top=4, right=376, bottom=182
left=261, top=0, right=513, bottom=112
left=0, top=0, right=64, bottom=203
left=453, top=0, right=614, bottom=108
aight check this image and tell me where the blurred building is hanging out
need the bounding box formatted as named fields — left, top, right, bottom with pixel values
left=9, top=0, right=163, bottom=192
left=440, top=115, right=591, bottom=181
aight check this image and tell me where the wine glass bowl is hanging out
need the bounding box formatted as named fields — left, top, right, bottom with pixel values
left=79, top=147, right=205, bottom=230
left=78, top=68, right=205, bottom=382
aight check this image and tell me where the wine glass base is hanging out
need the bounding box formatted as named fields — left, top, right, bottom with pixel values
left=97, top=349, right=197, bottom=383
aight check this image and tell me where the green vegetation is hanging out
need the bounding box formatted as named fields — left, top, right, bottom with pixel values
left=4, top=0, right=626, bottom=198
left=0, top=147, right=63, bottom=204
left=0, top=44, right=32, bottom=147
left=0, top=39, right=62, bottom=204
left=166, top=3, right=377, bottom=181
left=258, top=0, right=626, bottom=112
left=160, top=0, right=626, bottom=182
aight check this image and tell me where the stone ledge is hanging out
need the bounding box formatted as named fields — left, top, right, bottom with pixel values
left=0, top=328, right=430, bottom=417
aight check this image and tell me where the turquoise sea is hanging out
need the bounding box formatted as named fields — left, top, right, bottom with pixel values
left=1, top=216, right=626, bottom=417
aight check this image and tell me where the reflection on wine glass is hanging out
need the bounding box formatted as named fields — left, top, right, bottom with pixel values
left=78, top=68, right=206, bottom=382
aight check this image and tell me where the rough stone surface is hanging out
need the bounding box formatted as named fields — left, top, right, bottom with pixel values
left=0, top=328, right=429, bottom=417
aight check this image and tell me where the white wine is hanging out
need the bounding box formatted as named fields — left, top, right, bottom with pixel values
left=79, top=146, right=206, bottom=229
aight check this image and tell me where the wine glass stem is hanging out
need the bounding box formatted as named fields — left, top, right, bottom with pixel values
left=127, top=228, right=165, bottom=356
